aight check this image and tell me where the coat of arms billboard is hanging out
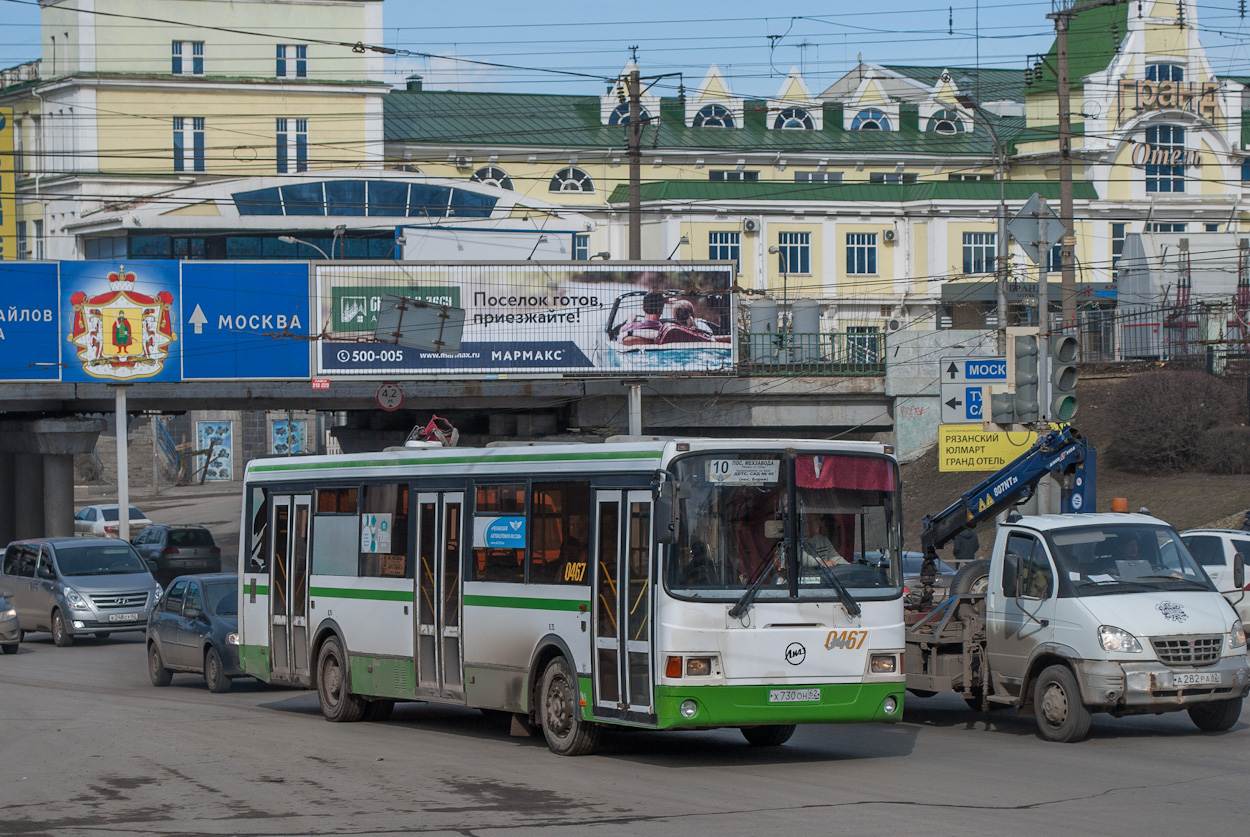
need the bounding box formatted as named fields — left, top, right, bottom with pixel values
left=61, top=261, right=179, bottom=382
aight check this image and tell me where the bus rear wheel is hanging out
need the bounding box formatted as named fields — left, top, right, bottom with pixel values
left=316, top=637, right=365, bottom=723
left=539, top=656, right=600, bottom=756
left=740, top=725, right=796, bottom=747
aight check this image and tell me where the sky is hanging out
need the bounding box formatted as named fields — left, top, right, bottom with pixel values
left=4, top=0, right=1250, bottom=98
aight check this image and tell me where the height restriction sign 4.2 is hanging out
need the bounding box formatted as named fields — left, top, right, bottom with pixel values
left=375, top=382, right=403, bottom=411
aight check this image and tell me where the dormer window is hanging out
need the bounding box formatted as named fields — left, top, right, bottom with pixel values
left=926, top=109, right=965, bottom=134
left=851, top=109, right=891, bottom=131
left=549, top=166, right=594, bottom=193
left=1146, top=64, right=1184, bottom=82
left=694, top=104, right=735, bottom=128
left=774, top=107, right=814, bottom=130
left=608, top=103, right=651, bottom=125
left=471, top=166, right=514, bottom=191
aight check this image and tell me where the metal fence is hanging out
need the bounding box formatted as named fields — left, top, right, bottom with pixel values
left=1054, top=300, right=1249, bottom=364
left=738, top=332, right=886, bottom=376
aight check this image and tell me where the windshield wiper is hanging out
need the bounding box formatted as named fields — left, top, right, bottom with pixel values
left=1137, top=575, right=1211, bottom=589
left=728, top=544, right=781, bottom=620
left=801, top=539, right=861, bottom=617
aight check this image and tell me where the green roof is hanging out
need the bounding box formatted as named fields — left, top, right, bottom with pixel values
left=605, top=180, right=1100, bottom=204
left=882, top=65, right=1028, bottom=103
left=385, top=90, right=1017, bottom=156
left=1028, top=2, right=1130, bottom=94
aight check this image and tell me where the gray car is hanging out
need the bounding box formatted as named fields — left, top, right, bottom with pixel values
left=0, top=538, right=164, bottom=646
left=132, top=524, right=223, bottom=588
left=0, top=588, right=18, bottom=653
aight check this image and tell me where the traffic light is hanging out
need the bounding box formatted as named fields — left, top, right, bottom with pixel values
left=1013, top=334, right=1040, bottom=423
left=1049, top=334, right=1079, bottom=421
left=989, top=391, right=1016, bottom=426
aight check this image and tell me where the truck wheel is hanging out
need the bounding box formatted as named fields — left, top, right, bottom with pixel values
left=316, top=637, right=365, bottom=722
left=1188, top=697, right=1242, bottom=732
left=539, top=656, right=600, bottom=756
left=1034, top=665, right=1091, bottom=742
left=951, top=559, right=991, bottom=596
left=741, top=725, right=797, bottom=747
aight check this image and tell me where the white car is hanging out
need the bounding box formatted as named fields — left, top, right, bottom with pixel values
left=1181, top=528, right=1250, bottom=622
left=74, top=505, right=153, bottom=539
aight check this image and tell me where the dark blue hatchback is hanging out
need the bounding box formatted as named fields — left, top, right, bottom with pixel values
left=145, top=573, right=242, bottom=692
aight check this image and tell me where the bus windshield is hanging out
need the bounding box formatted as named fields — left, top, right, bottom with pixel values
left=665, top=451, right=902, bottom=602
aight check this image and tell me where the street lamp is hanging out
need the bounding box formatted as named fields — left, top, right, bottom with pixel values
left=526, top=234, right=549, bottom=261
left=667, top=235, right=690, bottom=260
left=591, top=251, right=611, bottom=260
left=278, top=235, right=329, bottom=259
left=768, top=244, right=790, bottom=328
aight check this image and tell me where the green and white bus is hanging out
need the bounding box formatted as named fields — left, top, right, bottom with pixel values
left=237, top=437, right=905, bottom=755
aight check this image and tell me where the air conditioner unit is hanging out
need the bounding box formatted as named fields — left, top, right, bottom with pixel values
left=885, top=317, right=905, bottom=333
left=743, top=218, right=759, bottom=232
left=883, top=229, right=897, bottom=242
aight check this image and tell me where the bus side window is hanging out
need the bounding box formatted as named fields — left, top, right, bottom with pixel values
left=312, top=487, right=360, bottom=577
left=531, top=482, right=591, bottom=585
left=249, top=486, right=269, bottom=572
left=472, top=484, right=526, bottom=583
left=359, top=483, right=410, bottom=578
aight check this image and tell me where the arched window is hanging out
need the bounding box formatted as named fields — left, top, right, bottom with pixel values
left=694, top=104, right=735, bottom=128
left=471, top=166, right=514, bottom=191
left=851, top=108, right=891, bottom=131
left=926, top=109, right=965, bottom=134
left=608, top=103, right=651, bottom=125
left=549, top=166, right=595, bottom=193
left=1146, top=64, right=1184, bottom=82
left=774, top=107, right=814, bottom=130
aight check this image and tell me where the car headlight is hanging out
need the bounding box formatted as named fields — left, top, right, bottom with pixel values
left=1098, top=625, right=1143, bottom=653
left=0, top=607, right=15, bottom=620
left=227, top=632, right=240, bottom=646
left=152, top=586, right=163, bottom=604
left=63, top=587, right=89, bottom=610
left=1230, top=620, right=1246, bottom=649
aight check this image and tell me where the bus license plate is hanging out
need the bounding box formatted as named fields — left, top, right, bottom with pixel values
left=1171, top=671, right=1221, bottom=687
left=107, top=613, right=138, bottom=623
left=769, top=688, right=820, bottom=703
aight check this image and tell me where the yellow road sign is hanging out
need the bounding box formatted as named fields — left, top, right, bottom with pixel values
left=938, top=424, right=1039, bottom=472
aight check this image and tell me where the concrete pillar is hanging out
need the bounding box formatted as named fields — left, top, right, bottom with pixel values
left=43, top=454, right=75, bottom=538
left=13, top=453, right=44, bottom=540
left=0, top=453, right=14, bottom=546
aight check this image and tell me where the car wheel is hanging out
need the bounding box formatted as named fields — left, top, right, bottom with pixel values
left=316, top=637, right=365, bottom=722
left=1188, top=697, right=1242, bottom=732
left=1, top=643, right=17, bottom=655
left=1034, top=664, right=1091, bottom=742
left=94, top=632, right=111, bottom=640
left=51, top=610, right=74, bottom=647
left=741, top=725, right=797, bottom=747
left=148, top=642, right=172, bottom=687
left=204, top=647, right=232, bottom=693
left=539, top=656, right=600, bottom=756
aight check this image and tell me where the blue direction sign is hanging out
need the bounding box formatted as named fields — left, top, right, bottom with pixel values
left=181, top=263, right=311, bottom=380
left=941, top=355, right=1005, bottom=423
left=0, top=262, right=60, bottom=381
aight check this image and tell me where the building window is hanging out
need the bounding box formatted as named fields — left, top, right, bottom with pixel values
left=795, top=171, right=841, bottom=183
left=1111, top=222, right=1126, bottom=278
left=33, top=220, right=43, bottom=259
left=608, top=103, right=651, bottom=125
left=851, top=109, right=891, bottom=131
left=16, top=222, right=26, bottom=260
left=962, top=232, right=996, bottom=275
left=870, top=172, right=917, bottom=184
left=1145, top=124, right=1185, bottom=193
left=1146, top=222, right=1186, bottom=232
left=1205, top=223, right=1221, bottom=232
left=777, top=231, right=811, bottom=274
left=774, top=107, right=814, bottom=130
left=172, top=41, right=204, bottom=75
left=1047, top=244, right=1062, bottom=274
left=693, top=104, right=734, bottom=128
left=276, top=118, right=308, bottom=173
left=948, top=173, right=993, bottom=182
left=574, top=233, right=589, bottom=260
left=471, top=166, right=513, bottom=190
left=846, top=232, right=877, bottom=275
left=926, top=109, right=965, bottom=134
left=709, top=231, right=740, bottom=266
left=13, top=118, right=22, bottom=177
left=709, top=170, right=759, bottom=181
left=549, top=166, right=594, bottom=192
left=173, top=117, right=205, bottom=172
left=276, top=44, right=307, bottom=78
left=1146, top=64, right=1184, bottom=82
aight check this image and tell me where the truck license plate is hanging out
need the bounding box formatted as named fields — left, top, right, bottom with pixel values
left=769, top=688, right=821, bottom=703
left=1171, top=671, right=1221, bottom=687
left=107, top=613, right=138, bottom=623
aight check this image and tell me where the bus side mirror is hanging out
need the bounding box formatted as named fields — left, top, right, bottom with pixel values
left=1234, top=554, right=1245, bottom=590
left=653, top=474, right=676, bottom=544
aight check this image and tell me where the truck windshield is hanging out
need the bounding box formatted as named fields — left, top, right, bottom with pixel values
left=665, top=452, right=902, bottom=602
left=1045, top=523, right=1213, bottom=595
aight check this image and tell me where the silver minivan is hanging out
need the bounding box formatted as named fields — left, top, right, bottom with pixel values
left=0, top=538, right=164, bottom=646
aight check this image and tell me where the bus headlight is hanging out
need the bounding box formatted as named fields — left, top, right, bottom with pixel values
left=686, top=657, right=713, bottom=677
left=679, top=700, right=699, bottom=719
left=870, top=654, right=897, bottom=674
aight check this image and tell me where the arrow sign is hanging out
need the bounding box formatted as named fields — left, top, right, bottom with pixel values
left=946, top=362, right=958, bottom=379
left=945, top=396, right=963, bottom=410
left=188, top=304, right=208, bottom=335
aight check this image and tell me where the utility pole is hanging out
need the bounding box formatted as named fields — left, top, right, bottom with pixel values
left=1052, top=12, right=1077, bottom=332
left=626, top=69, right=642, bottom=260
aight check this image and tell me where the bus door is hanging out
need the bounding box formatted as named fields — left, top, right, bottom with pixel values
left=592, top=489, right=654, bottom=718
left=269, top=493, right=311, bottom=683
left=415, top=492, right=465, bottom=700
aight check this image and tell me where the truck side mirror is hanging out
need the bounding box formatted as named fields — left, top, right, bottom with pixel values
left=1234, top=554, right=1245, bottom=590
left=652, top=472, right=676, bottom=545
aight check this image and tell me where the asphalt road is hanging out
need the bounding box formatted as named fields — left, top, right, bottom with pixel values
left=8, top=486, right=1237, bottom=836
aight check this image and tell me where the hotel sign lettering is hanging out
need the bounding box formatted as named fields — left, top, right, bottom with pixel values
left=1131, top=142, right=1201, bottom=169
left=1119, top=80, right=1218, bottom=119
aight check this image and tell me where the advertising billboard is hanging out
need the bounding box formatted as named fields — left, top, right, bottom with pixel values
left=315, top=262, right=737, bottom=376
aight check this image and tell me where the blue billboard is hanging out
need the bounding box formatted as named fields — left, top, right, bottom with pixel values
left=0, top=262, right=60, bottom=381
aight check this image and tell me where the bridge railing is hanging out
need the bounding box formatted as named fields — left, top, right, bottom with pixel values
left=155, top=419, right=180, bottom=471
left=738, top=331, right=886, bottom=376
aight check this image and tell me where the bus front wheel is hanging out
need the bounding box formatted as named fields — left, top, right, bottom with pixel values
left=316, top=637, right=365, bottom=723
left=539, top=656, right=600, bottom=756
left=741, top=725, right=796, bottom=747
